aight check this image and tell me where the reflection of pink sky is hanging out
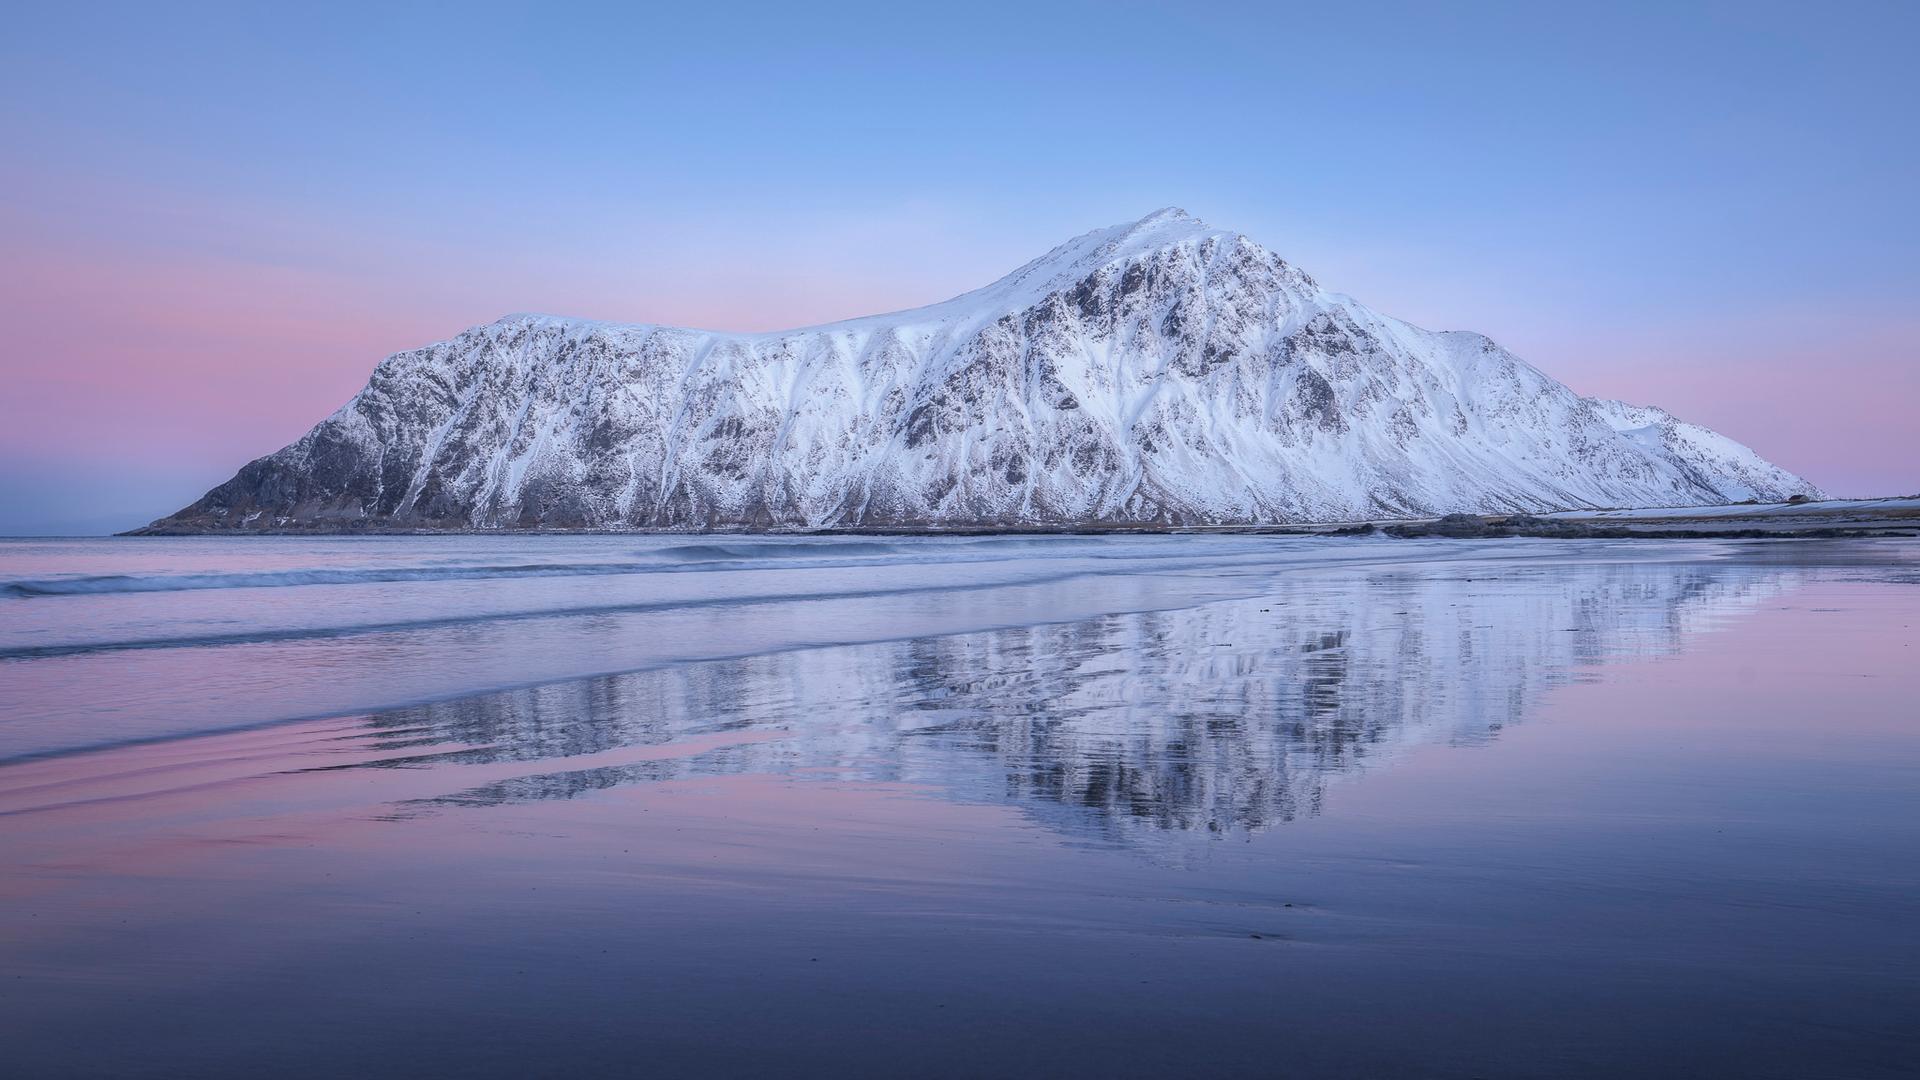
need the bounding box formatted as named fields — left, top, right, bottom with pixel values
left=0, top=715, right=1023, bottom=932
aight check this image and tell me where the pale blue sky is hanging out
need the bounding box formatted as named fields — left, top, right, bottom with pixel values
left=2, top=1, right=1914, bottom=532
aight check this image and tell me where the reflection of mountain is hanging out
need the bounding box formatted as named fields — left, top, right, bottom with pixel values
left=352, top=559, right=1796, bottom=848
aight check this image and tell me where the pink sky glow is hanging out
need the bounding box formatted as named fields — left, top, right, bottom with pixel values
left=2, top=206, right=1914, bottom=535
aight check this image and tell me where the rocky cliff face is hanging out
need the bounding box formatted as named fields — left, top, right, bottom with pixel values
left=146, top=209, right=1820, bottom=531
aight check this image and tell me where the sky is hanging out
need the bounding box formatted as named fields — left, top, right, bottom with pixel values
left=1, top=0, right=1914, bottom=534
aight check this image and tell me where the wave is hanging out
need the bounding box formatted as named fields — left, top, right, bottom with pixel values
left=2, top=562, right=670, bottom=597
left=0, top=560, right=1219, bottom=661
left=654, top=540, right=908, bottom=561
left=0, top=541, right=1561, bottom=662
left=2, top=537, right=1127, bottom=597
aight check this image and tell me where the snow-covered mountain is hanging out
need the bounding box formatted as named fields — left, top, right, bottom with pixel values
left=146, top=209, right=1820, bottom=531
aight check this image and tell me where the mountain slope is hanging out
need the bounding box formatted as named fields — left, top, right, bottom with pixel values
left=146, top=209, right=1821, bottom=531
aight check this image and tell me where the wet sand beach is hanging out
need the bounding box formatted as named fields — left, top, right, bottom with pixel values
left=2, top=536, right=1916, bottom=1077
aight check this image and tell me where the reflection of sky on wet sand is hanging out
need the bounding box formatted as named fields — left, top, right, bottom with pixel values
left=1, top=542, right=1917, bottom=1077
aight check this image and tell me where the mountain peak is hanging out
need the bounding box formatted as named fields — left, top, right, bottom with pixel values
left=1133, top=205, right=1199, bottom=227
left=1115, top=205, right=1218, bottom=243
left=948, top=208, right=1239, bottom=317
left=1101, top=206, right=1232, bottom=254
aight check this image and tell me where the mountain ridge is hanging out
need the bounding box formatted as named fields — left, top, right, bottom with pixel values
left=142, top=209, right=1821, bottom=532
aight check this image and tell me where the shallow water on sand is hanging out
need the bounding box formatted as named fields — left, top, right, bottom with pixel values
left=1, top=536, right=1917, bottom=1077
